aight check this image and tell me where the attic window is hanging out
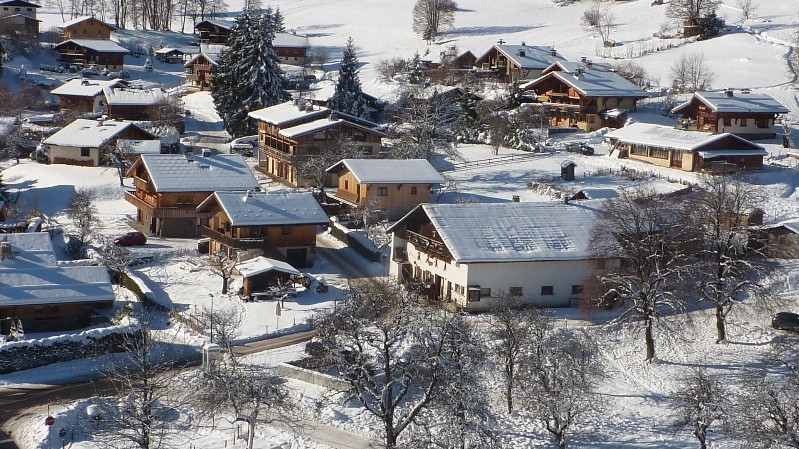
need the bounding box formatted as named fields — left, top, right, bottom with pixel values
left=80, top=147, right=90, bottom=157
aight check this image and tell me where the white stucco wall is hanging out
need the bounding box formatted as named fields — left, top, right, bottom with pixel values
left=48, top=145, right=100, bottom=166
left=717, top=117, right=774, bottom=136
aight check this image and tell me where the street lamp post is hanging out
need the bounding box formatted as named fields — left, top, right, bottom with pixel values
left=209, top=294, right=214, bottom=343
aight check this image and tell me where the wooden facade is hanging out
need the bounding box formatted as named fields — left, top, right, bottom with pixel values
left=331, top=170, right=435, bottom=221
left=0, top=13, right=40, bottom=40
left=194, top=20, right=230, bottom=44
left=57, top=93, right=99, bottom=113
left=0, top=299, right=113, bottom=333
left=672, top=91, right=788, bottom=140
left=184, top=53, right=215, bottom=91
left=54, top=40, right=125, bottom=70
left=474, top=45, right=561, bottom=83
left=59, top=16, right=113, bottom=40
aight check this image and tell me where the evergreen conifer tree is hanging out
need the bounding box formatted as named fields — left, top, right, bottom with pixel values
left=330, top=37, right=368, bottom=118
left=272, top=8, right=285, bottom=32
left=407, top=52, right=425, bottom=85
left=211, top=10, right=288, bottom=137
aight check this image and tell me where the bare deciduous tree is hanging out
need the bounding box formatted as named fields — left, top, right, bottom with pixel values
left=519, top=328, right=604, bottom=449
left=736, top=0, right=757, bottom=25
left=389, top=84, right=463, bottom=161
left=412, top=0, right=458, bottom=43
left=210, top=250, right=238, bottom=294
left=199, top=305, right=245, bottom=362
left=581, top=0, right=615, bottom=45
left=666, top=0, right=721, bottom=23
left=670, top=368, right=728, bottom=449
left=591, top=188, right=691, bottom=362
left=689, top=174, right=773, bottom=343
left=671, top=53, right=715, bottom=93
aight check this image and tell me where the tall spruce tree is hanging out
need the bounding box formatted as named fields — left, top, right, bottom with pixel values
left=211, top=10, right=288, bottom=137
left=330, top=38, right=368, bottom=118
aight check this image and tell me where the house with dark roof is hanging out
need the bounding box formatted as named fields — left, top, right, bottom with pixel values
left=387, top=201, right=617, bottom=310
left=671, top=89, right=790, bottom=140
left=0, top=0, right=40, bottom=39
left=50, top=77, right=125, bottom=113
left=605, top=122, right=768, bottom=172
left=0, top=232, right=114, bottom=333
left=54, top=38, right=128, bottom=70
left=196, top=191, right=328, bottom=267
left=193, top=20, right=310, bottom=65
left=43, top=118, right=156, bottom=166
left=474, top=43, right=565, bottom=83
left=194, top=19, right=234, bottom=44
left=248, top=100, right=385, bottom=187
left=521, top=60, right=649, bottom=131
left=124, top=153, right=260, bottom=237
left=184, top=44, right=225, bottom=91
left=326, top=159, right=444, bottom=221
left=155, top=46, right=199, bottom=64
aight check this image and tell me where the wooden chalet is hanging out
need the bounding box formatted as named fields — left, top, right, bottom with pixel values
left=521, top=61, right=649, bottom=132
left=50, top=77, right=124, bottom=113
left=671, top=89, right=790, bottom=140
left=474, top=43, right=565, bottom=83
left=605, top=123, right=768, bottom=172
left=124, top=153, right=259, bottom=238
left=43, top=118, right=156, bottom=166
left=57, top=16, right=114, bottom=40
left=194, top=20, right=310, bottom=65
left=0, top=0, right=39, bottom=19
left=248, top=101, right=385, bottom=187
left=0, top=13, right=40, bottom=40
left=235, top=256, right=301, bottom=298
left=184, top=44, right=224, bottom=91
left=194, top=19, right=233, bottom=44
left=155, top=46, right=198, bottom=64
left=54, top=38, right=128, bottom=70
left=104, top=86, right=166, bottom=120
left=0, top=232, right=114, bottom=333
left=326, top=159, right=444, bottom=221
left=196, top=191, right=328, bottom=267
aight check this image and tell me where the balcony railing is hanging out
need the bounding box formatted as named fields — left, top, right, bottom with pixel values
left=404, top=230, right=452, bottom=262
left=333, top=189, right=360, bottom=205
left=133, top=176, right=151, bottom=193
left=199, top=226, right=268, bottom=250
left=124, top=191, right=154, bottom=212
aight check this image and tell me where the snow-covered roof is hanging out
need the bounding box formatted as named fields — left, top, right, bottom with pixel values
left=604, top=123, right=764, bottom=152
left=44, top=118, right=152, bottom=148
left=571, top=188, right=619, bottom=200
left=523, top=64, right=648, bottom=98
left=55, top=39, right=129, bottom=53
left=560, top=160, right=575, bottom=168
left=328, top=159, right=444, bottom=185
left=278, top=116, right=385, bottom=139
left=482, top=44, right=565, bottom=70
left=780, top=220, right=799, bottom=234
left=236, top=256, right=300, bottom=278
left=58, top=16, right=113, bottom=29
left=0, top=232, right=58, bottom=269
left=274, top=32, right=310, bottom=49
left=184, top=44, right=226, bottom=67
left=672, top=91, right=790, bottom=114
left=0, top=266, right=114, bottom=307
left=117, top=139, right=161, bottom=154
left=155, top=46, right=199, bottom=55
left=392, top=202, right=600, bottom=263
left=248, top=101, right=330, bottom=126
left=195, top=19, right=235, bottom=30
left=0, top=116, right=16, bottom=136
left=696, top=149, right=768, bottom=157
left=135, top=154, right=259, bottom=193
left=104, top=86, right=165, bottom=106
left=51, top=78, right=124, bottom=97
left=200, top=191, right=328, bottom=227
left=0, top=0, right=41, bottom=8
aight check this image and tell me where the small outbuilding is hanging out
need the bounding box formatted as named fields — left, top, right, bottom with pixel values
left=235, top=256, right=301, bottom=298
left=560, top=160, right=576, bottom=181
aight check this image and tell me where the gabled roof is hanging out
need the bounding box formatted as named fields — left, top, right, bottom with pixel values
left=605, top=123, right=765, bottom=152
left=236, top=256, right=300, bottom=278
left=248, top=101, right=330, bottom=126
left=155, top=46, right=199, bottom=55
left=55, top=39, right=129, bottom=53
left=117, top=139, right=160, bottom=154
left=389, top=202, right=600, bottom=263
left=58, top=16, right=115, bottom=30
left=51, top=78, right=124, bottom=97
left=278, top=116, right=386, bottom=139
left=104, top=86, right=165, bottom=106
left=131, top=154, right=259, bottom=193
left=44, top=118, right=154, bottom=147
left=274, top=32, right=310, bottom=49
left=477, top=44, right=565, bottom=70
left=0, top=232, right=57, bottom=269
left=672, top=90, right=790, bottom=115
left=183, top=43, right=226, bottom=67
left=327, top=159, right=444, bottom=184
left=194, top=19, right=235, bottom=30
left=0, top=266, right=114, bottom=307
left=522, top=64, right=648, bottom=99
left=0, top=0, right=41, bottom=7
left=198, top=191, right=328, bottom=227
left=0, top=14, right=41, bottom=22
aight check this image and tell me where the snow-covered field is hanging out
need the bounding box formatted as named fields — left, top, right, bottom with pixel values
left=2, top=0, right=799, bottom=447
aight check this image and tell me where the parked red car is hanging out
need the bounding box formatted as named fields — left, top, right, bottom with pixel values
left=114, top=231, right=147, bottom=246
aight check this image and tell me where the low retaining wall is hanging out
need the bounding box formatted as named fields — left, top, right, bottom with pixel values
left=277, top=362, right=350, bottom=391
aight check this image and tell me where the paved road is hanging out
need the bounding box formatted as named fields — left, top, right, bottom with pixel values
left=316, top=237, right=379, bottom=280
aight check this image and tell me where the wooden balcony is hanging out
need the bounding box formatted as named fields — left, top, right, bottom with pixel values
left=404, top=230, right=452, bottom=263
left=332, top=189, right=360, bottom=205
left=124, top=191, right=154, bottom=213
left=133, top=176, right=152, bottom=193
left=199, top=226, right=268, bottom=250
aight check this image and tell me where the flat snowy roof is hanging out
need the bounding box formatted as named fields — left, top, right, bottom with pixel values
left=118, top=139, right=161, bottom=154
left=202, top=191, right=328, bottom=227
left=248, top=101, right=329, bottom=126
left=673, top=91, right=790, bottom=114
left=605, top=123, right=764, bottom=151
left=44, top=118, right=151, bottom=147
left=237, top=256, right=300, bottom=278
left=0, top=266, right=114, bottom=307
left=327, top=159, right=444, bottom=184
left=104, top=86, right=165, bottom=106
left=51, top=78, right=123, bottom=97
left=136, top=154, right=259, bottom=193
left=393, top=202, right=600, bottom=263
left=0, top=232, right=58, bottom=269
